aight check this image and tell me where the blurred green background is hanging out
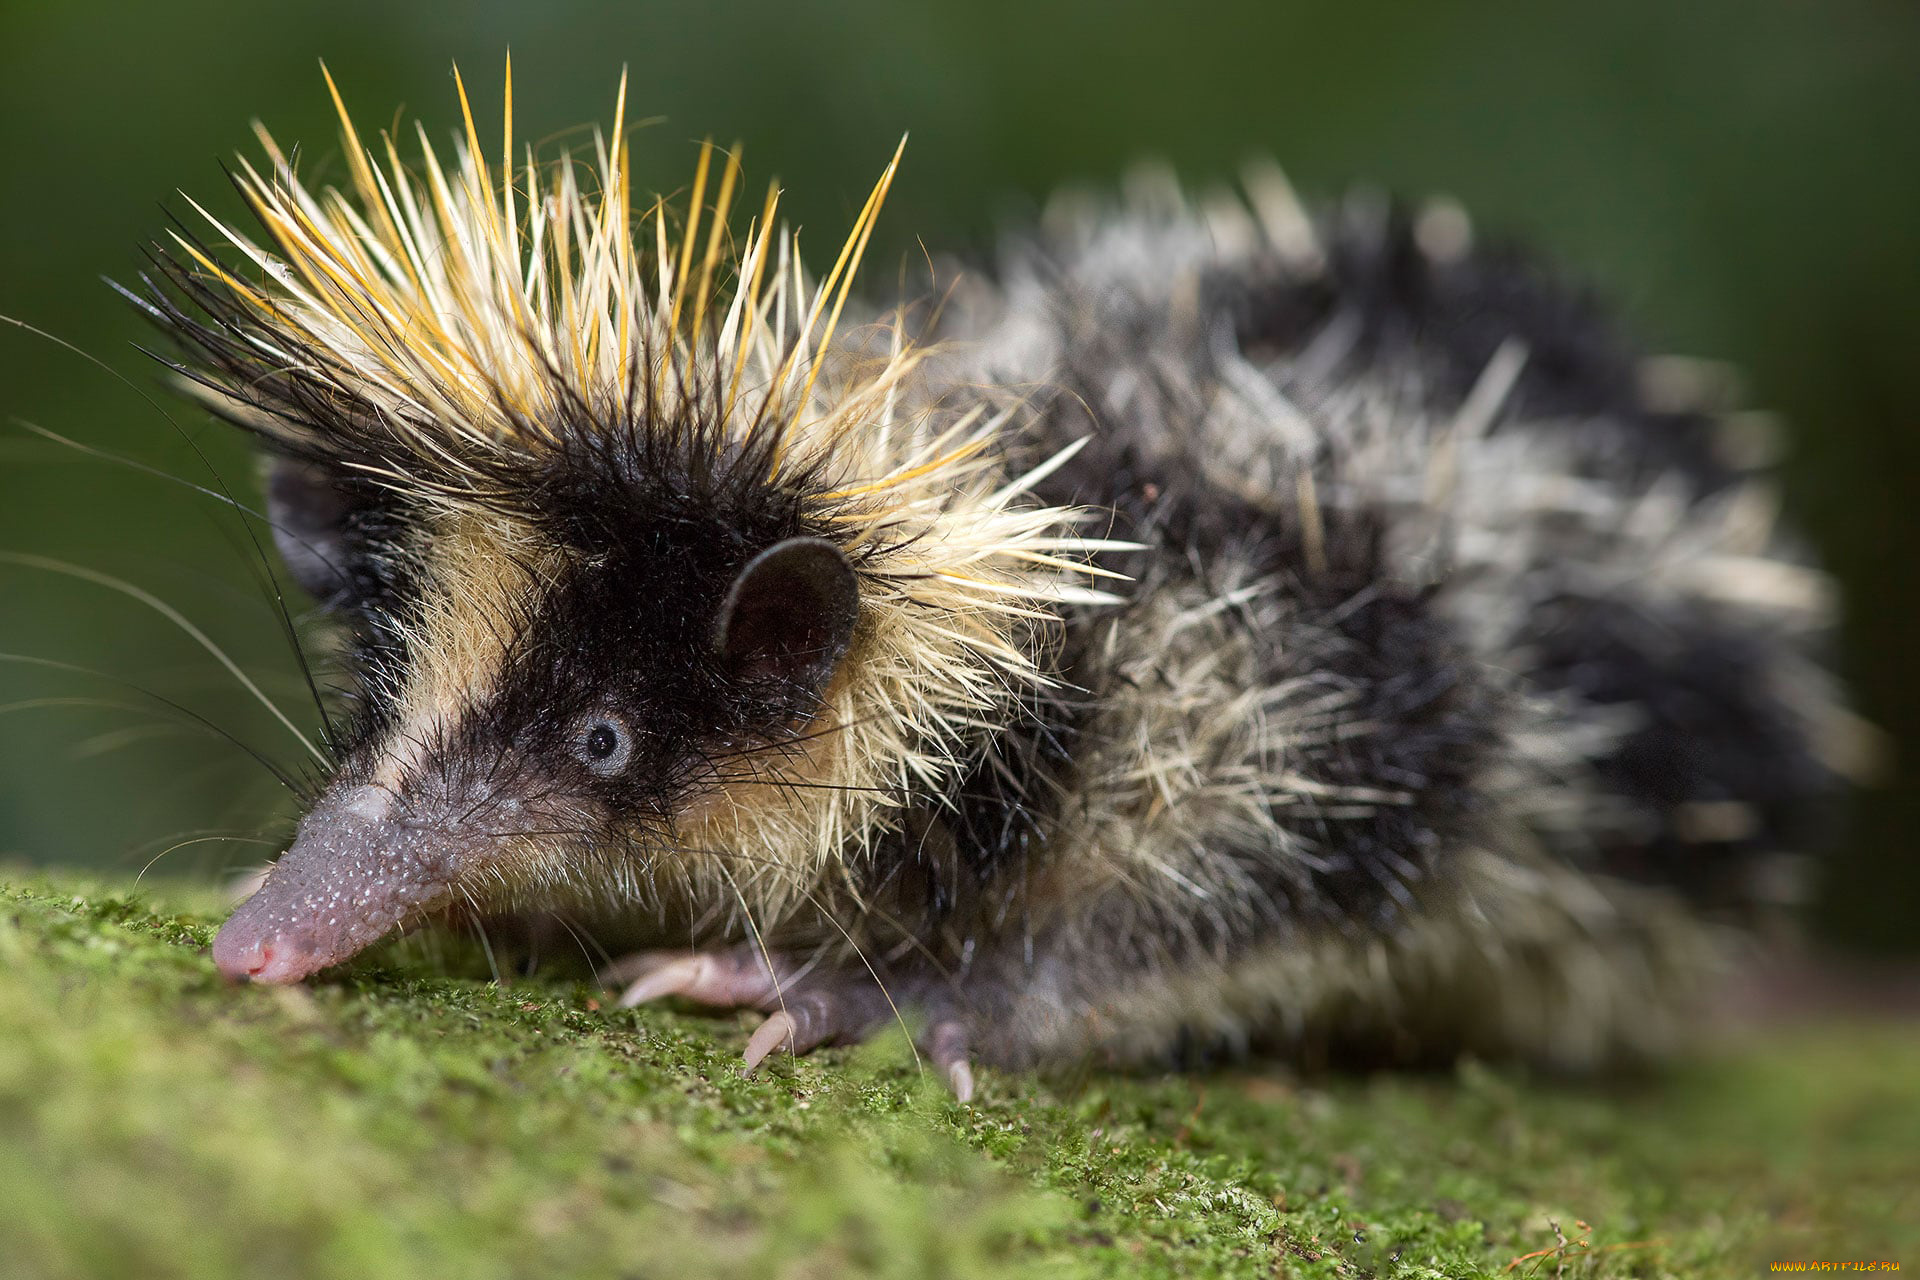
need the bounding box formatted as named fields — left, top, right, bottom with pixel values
left=1, top=0, right=1915, bottom=950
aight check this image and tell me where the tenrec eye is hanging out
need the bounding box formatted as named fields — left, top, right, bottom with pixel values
left=578, top=717, right=632, bottom=774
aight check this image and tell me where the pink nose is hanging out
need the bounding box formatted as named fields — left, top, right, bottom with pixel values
left=209, top=781, right=463, bottom=985
left=211, top=928, right=274, bottom=982
left=212, top=922, right=329, bottom=984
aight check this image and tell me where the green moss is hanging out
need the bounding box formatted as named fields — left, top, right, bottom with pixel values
left=2, top=874, right=1914, bottom=1278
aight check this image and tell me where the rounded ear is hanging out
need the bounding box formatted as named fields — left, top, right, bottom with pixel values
left=264, top=457, right=354, bottom=604
left=714, top=537, right=860, bottom=694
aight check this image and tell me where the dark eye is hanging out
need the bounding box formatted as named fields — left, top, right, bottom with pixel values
left=575, top=715, right=633, bottom=775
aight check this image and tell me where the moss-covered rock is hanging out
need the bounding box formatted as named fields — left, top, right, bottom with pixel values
left=2, top=873, right=1914, bottom=1278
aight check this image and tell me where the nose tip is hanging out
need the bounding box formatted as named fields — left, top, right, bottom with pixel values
left=211, top=926, right=274, bottom=983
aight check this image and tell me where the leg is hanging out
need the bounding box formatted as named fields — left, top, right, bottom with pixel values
left=601, top=943, right=978, bottom=1096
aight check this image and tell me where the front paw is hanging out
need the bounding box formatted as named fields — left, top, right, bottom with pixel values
left=600, top=946, right=979, bottom=1099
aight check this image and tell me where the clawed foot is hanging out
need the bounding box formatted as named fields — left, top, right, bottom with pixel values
left=603, top=947, right=794, bottom=1011
left=599, top=945, right=978, bottom=1101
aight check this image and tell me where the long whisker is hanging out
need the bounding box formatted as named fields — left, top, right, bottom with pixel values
left=482, top=831, right=810, bottom=878
left=0, top=651, right=309, bottom=798
left=831, top=888, right=956, bottom=984
left=1, top=312, right=341, bottom=752
left=135, top=833, right=280, bottom=885
left=699, top=775, right=892, bottom=796
left=70, top=723, right=191, bottom=759
left=461, top=885, right=504, bottom=985
left=703, top=711, right=876, bottom=762
left=13, top=418, right=271, bottom=518
left=621, top=831, right=959, bottom=984
left=795, top=883, right=922, bottom=1078
left=712, top=859, right=792, bottom=1054
left=206, top=505, right=343, bottom=761
left=9, top=419, right=347, bottom=588
left=0, top=552, right=326, bottom=766
left=124, top=823, right=283, bottom=863
left=0, top=695, right=162, bottom=718
left=549, top=910, right=616, bottom=972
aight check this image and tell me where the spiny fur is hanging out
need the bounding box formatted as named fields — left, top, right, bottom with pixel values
left=147, top=69, right=1850, bottom=1074
left=904, top=166, right=1851, bottom=1066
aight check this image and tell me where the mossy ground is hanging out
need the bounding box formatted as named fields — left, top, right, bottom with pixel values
left=1, top=873, right=1913, bottom=1279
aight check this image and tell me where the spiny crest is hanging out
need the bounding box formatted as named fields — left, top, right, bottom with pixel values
left=138, top=58, right=1130, bottom=602
left=149, top=60, right=903, bottom=498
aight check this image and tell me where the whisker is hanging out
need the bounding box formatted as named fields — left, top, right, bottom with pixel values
left=0, top=552, right=326, bottom=766
left=9, top=420, right=349, bottom=593
left=0, top=651, right=310, bottom=799
left=69, top=723, right=190, bottom=759
left=795, top=883, right=922, bottom=1079
left=463, top=887, right=504, bottom=985
left=550, top=910, right=616, bottom=971
left=122, top=823, right=283, bottom=862
left=713, top=859, right=792, bottom=1053
left=12, top=419, right=274, bottom=523
left=1, top=313, right=343, bottom=754
left=213, top=509, right=342, bottom=761
left=700, top=775, right=892, bottom=796
left=704, top=711, right=878, bottom=762
left=0, top=695, right=161, bottom=719
left=135, top=833, right=280, bottom=885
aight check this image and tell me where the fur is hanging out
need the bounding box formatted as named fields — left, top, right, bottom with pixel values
left=144, top=68, right=1847, bottom=1076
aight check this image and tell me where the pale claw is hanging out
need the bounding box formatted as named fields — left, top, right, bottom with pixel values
left=613, top=955, right=707, bottom=1008
left=926, top=1018, right=975, bottom=1103
left=743, top=1010, right=797, bottom=1072
left=741, top=988, right=888, bottom=1073
left=603, top=951, right=902, bottom=1074
left=948, top=1060, right=975, bottom=1104
left=601, top=949, right=784, bottom=1010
